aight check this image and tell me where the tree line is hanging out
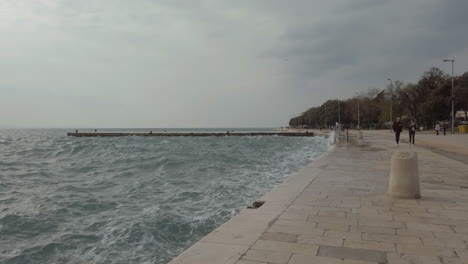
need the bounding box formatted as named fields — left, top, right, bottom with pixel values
left=289, top=67, right=468, bottom=129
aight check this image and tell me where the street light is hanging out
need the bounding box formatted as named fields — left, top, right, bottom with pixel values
left=387, top=78, right=393, bottom=126
left=355, top=93, right=360, bottom=130
left=443, top=59, right=455, bottom=134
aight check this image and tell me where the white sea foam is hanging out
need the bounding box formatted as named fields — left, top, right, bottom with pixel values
left=0, top=129, right=330, bottom=264
left=327, top=131, right=336, bottom=147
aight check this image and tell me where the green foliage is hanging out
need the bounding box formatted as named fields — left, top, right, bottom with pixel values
left=289, top=67, right=468, bottom=129
left=455, top=72, right=468, bottom=120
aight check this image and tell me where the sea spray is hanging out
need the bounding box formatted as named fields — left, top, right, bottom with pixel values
left=327, top=130, right=336, bottom=146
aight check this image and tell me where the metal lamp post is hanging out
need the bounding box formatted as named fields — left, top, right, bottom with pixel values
left=355, top=93, right=360, bottom=130
left=387, top=78, right=393, bottom=126
left=443, top=59, right=455, bottom=134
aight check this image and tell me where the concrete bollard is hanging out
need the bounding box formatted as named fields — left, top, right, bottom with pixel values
left=358, top=131, right=363, bottom=139
left=388, top=151, right=421, bottom=199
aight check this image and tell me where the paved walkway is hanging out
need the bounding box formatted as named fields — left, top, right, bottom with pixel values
left=364, top=130, right=468, bottom=165
left=169, top=132, right=468, bottom=264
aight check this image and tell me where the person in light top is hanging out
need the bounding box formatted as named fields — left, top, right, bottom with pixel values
left=408, top=120, right=417, bottom=144
left=435, top=122, right=441, bottom=136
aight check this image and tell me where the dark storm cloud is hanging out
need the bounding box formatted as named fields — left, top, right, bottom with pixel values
left=1, top=0, right=468, bottom=128
left=267, top=0, right=468, bottom=81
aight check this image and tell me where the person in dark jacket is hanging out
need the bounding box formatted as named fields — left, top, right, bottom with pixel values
left=408, top=120, right=417, bottom=144
left=392, top=117, right=403, bottom=145
left=442, top=122, right=449, bottom=135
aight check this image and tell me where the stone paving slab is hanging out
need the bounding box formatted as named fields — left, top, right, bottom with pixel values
left=168, top=242, right=248, bottom=264
left=200, top=227, right=265, bottom=246
left=169, top=132, right=468, bottom=264
left=318, top=245, right=387, bottom=263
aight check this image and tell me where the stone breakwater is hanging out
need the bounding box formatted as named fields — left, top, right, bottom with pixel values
left=67, top=132, right=315, bottom=137
left=169, top=131, right=468, bottom=264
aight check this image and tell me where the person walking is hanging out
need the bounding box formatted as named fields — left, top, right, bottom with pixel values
left=408, top=120, right=417, bottom=144
left=442, top=122, right=448, bottom=135
left=435, top=122, right=441, bottom=136
left=392, top=117, right=403, bottom=145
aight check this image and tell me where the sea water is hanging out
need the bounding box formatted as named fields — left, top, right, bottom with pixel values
left=0, top=129, right=330, bottom=264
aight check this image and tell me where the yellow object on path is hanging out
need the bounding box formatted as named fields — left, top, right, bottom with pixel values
left=459, top=125, right=468, bottom=133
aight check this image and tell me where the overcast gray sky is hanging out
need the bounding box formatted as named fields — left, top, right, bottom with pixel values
left=1, top=0, right=467, bottom=128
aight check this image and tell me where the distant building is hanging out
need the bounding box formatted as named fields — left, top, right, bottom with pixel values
left=456, top=110, right=467, bottom=119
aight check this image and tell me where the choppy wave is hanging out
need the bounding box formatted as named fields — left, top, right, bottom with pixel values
left=0, top=129, right=330, bottom=264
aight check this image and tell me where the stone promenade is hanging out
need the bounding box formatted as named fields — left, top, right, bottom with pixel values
left=169, top=132, right=468, bottom=264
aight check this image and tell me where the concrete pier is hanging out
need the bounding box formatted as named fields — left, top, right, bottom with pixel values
left=169, top=131, right=468, bottom=264
left=67, top=132, right=315, bottom=137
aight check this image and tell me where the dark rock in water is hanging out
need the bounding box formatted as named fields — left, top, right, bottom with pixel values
left=247, top=200, right=265, bottom=209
